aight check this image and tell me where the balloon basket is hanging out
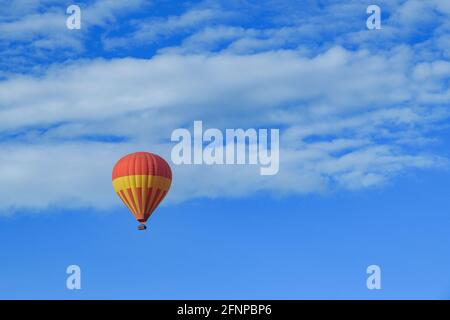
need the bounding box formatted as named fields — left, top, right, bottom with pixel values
left=137, top=224, right=147, bottom=231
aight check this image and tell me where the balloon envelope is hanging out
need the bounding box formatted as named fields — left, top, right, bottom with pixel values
left=112, top=152, right=172, bottom=224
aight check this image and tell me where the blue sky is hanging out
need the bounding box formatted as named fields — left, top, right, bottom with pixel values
left=1, top=0, right=450, bottom=299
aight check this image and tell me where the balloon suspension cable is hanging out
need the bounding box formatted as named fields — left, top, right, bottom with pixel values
left=137, top=223, right=147, bottom=231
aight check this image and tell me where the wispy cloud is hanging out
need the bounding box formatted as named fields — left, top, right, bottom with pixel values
left=103, top=6, right=231, bottom=50
left=0, top=0, right=149, bottom=73
left=0, top=0, right=449, bottom=212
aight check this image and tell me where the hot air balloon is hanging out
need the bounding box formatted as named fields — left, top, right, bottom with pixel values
left=112, top=152, right=172, bottom=230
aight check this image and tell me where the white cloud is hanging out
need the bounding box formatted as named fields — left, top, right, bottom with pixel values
left=0, top=43, right=448, bottom=212
left=0, top=0, right=450, bottom=212
left=103, top=7, right=230, bottom=50
left=0, top=0, right=149, bottom=72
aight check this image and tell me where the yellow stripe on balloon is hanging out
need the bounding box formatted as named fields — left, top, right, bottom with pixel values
left=112, top=175, right=171, bottom=192
left=113, top=174, right=171, bottom=220
left=117, top=191, right=137, bottom=217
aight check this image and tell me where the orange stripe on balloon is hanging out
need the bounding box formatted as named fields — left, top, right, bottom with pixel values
left=136, top=187, right=143, bottom=215
left=143, top=187, right=153, bottom=218
left=147, top=189, right=161, bottom=218
left=119, top=190, right=136, bottom=217
left=126, top=188, right=141, bottom=219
